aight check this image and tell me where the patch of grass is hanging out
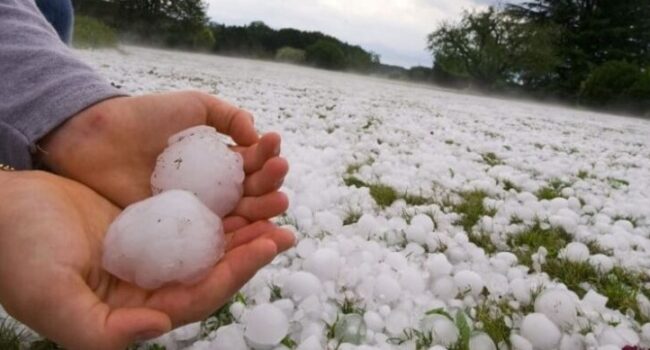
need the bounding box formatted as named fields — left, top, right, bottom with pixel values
left=369, top=184, right=398, bottom=208
left=201, top=292, right=246, bottom=336
left=0, top=317, right=26, bottom=350
left=608, top=177, right=630, bottom=189
left=445, top=140, right=455, bottom=145
left=508, top=222, right=572, bottom=267
left=502, top=180, right=520, bottom=192
left=270, top=284, right=283, bottom=302
left=343, top=209, right=362, bottom=225
left=475, top=302, right=512, bottom=347
left=339, top=297, right=365, bottom=315
left=453, top=190, right=496, bottom=234
left=536, top=179, right=571, bottom=200
left=387, top=329, right=434, bottom=350
left=344, top=176, right=368, bottom=188
left=73, top=16, right=118, bottom=48
left=481, top=153, right=503, bottom=166
left=543, top=260, right=649, bottom=323
left=281, top=336, right=298, bottom=349
left=468, top=231, right=498, bottom=255
left=403, top=192, right=434, bottom=206
left=585, top=240, right=613, bottom=256
left=577, top=170, right=590, bottom=180
left=510, top=216, right=524, bottom=225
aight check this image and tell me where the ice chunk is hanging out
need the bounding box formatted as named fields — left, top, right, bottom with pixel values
left=520, top=313, right=561, bottom=350
left=102, top=190, right=224, bottom=289
left=152, top=126, right=245, bottom=217
left=303, top=248, right=341, bottom=281
left=426, top=253, right=453, bottom=279
left=385, top=310, right=410, bottom=335
left=510, top=334, right=533, bottom=350
left=420, top=315, right=459, bottom=347
left=211, top=324, right=248, bottom=350
left=431, top=276, right=458, bottom=301
left=469, top=332, right=496, bottom=350
left=374, top=274, right=402, bottom=303
left=244, top=304, right=290, bottom=348
left=534, top=289, right=578, bottom=329
left=453, top=270, right=484, bottom=297
left=170, top=322, right=201, bottom=341
left=560, top=242, right=590, bottom=263
left=363, top=311, right=384, bottom=332
left=284, top=271, right=323, bottom=301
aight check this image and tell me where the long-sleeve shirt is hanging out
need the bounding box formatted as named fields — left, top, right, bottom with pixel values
left=0, top=0, right=120, bottom=170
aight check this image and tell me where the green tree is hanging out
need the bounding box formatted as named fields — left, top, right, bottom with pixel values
left=306, top=40, right=346, bottom=70
left=428, top=7, right=559, bottom=90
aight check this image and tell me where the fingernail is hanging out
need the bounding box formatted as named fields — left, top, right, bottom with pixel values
left=135, top=330, right=164, bottom=342
left=273, top=144, right=281, bottom=156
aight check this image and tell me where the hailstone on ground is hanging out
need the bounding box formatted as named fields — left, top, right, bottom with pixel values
left=152, top=126, right=245, bottom=217
left=102, top=190, right=224, bottom=289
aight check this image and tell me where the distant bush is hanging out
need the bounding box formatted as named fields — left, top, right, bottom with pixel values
left=73, top=16, right=118, bottom=48
left=579, top=61, right=640, bottom=108
left=306, top=40, right=346, bottom=70
left=580, top=61, right=650, bottom=115
left=275, top=47, right=306, bottom=64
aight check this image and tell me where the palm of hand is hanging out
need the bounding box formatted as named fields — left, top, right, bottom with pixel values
left=42, top=91, right=289, bottom=231
left=0, top=172, right=294, bottom=350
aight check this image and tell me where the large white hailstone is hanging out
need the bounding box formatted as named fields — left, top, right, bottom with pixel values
left=510, top=334, right=533, bottom=350
left=520, top=313, right=562, bottom=350
left=374, top=274, right=402, bottom=303
left=469, top=332, right=497, bottom=350
left=559, top=334, right=585, bottom=350
left=453, top=270, right=485, bottom=297
left=284, top=271, right=323, bottom=302
left=303, top=248, right=341, bottom=281
left=561, top=242, right=590, bottom=263
left=211, top=324, right=248, bottom=350
left=589, top=254, right=614, bottom=274
left=102, top=190, right=224, bottom=289
left=363, top=311, right=385, bottom=332
left=170, top=322, right=202, bottom=341
left=534, top=289, right=578, bottom=329
left=244, top=304, right=290, bottom=348
left=426, top=253, right=453, bottom=279
left=641, top=323, right=650, bottom=343
left=432, top=276, right=459, bottom=301
left=385, top=310, right=410, bottom=335
left=420, top=315, right=459, bottom=347
left=151, top=126, right=245, bottom=217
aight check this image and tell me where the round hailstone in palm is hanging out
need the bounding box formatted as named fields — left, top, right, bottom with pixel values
left=152, top=126, right=245, bottom=217
left=102, top=190, right=224, bottom=290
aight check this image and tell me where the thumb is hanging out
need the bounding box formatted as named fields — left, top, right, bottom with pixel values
left=106, top=307, right=172, bottom=345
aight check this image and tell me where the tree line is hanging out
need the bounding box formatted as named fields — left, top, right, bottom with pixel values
left=75, top=0, right=649, bottom=116
left=427, top=0, right=650, bottom=116
left=73, top=0, right=380, bottom=72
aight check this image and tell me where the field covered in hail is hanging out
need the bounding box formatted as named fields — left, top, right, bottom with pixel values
left=3, top=46, right=650, bottom=350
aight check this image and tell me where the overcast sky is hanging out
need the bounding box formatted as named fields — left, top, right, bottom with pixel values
left=206, top=0, right=512, bottom=68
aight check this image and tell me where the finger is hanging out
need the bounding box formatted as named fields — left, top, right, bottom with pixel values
left=223, top=216, right=250, bottom=233
left=148, top=237, right=280, bottom=325
left=232, top=132, right=282, bottom=174
left=259, top=227, right=296, bottom=253
left=195, top=93, right=258, bottom=146
left=232, top=192, right=289, bottom=222
left=29, top=272, right=171, bottom=350
left=243, top=157, right=289, bottom=196
left=225, top=221, right=277, bottom=250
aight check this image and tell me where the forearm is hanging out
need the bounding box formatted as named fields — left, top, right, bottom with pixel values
left=0, top=0, right=122, bottom=170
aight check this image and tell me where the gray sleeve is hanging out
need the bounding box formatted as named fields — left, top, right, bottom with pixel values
left=0, top=0, right=122, bottom=170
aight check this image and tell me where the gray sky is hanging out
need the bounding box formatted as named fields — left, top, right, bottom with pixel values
left=206, top=0, right=511, bottom=68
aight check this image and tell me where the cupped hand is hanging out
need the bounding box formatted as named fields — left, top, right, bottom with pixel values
left=40, top=91, right=289, bottom=228
left=0, top=171, right=295, bottom=350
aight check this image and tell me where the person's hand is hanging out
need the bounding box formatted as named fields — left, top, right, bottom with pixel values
left=0, top=171, right=295, bottom=350
left=40, top=91, right=289, bottom=229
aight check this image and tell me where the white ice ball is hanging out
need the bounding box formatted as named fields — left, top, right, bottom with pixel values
left=102, top=190, right=224, bottom=289
left=152, top=126, right=245, bottom=217
left=453, top=270, right=485, bottom=297
left=520, top=313, right=562, bottom=350
left=284, top=271, right=323, bottom=301
left=534, top=289, right=578, bottom=330
left=244, top=304, right=290, bottom=348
